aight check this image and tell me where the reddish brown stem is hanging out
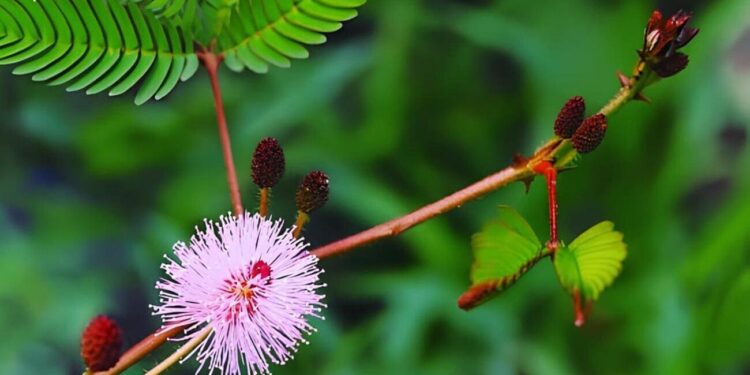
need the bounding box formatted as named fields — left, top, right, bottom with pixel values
left=94, top=325, right=184, bottom=375
left=200, top=51, right=243, bottom=216
left=533, top=161, right=559, bottom=249
left=312, top=164, right=535, bottom=259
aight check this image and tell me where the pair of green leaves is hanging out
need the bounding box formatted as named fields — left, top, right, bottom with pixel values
left=0, top=0, right=366, bottom=104
left=459, top=206, right=627, bottom=326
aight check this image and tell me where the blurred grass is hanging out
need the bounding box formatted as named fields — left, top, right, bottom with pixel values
left=1, top=0, right=750, bottom=374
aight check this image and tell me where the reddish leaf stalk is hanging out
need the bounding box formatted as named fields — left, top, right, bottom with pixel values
left=532, top=161, right=559, bottom=250
left=572, top=289, right=593, bottom=327
left=200, top=51, right=243, bottom=216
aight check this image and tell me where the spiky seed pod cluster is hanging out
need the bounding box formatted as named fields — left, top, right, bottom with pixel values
left=251, top=137, right=286, bottom=189
left=571, top=114, right=608, bottom=153
left=554, top=96, right=586, bottom=139
left=296, top=171, right=330, bottom=214
left=81, top=315, right=123, bottom=372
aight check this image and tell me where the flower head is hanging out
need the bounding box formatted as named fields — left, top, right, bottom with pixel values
left=639, top=10, right=699, bottom=77
left=153, top=212, right=325, bottom=374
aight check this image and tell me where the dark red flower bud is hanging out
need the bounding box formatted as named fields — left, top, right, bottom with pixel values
left=296, top=171, right=329, bottom=214
left=571, top=114, right=608, bottom=153
left=81, top=315, right=123, bottom=372
left=554, top=96, right=586, bottom=138
left=652, top=53, right=689, bottom=77
left=640, top=9, right=698, bottom=78
left=251, top=138, right=285, bottom=188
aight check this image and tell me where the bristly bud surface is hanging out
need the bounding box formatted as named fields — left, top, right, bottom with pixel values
left=296, top=171, right=329, bottom=214
left=252, top=138, right=285, bottom=188
left=554, top=96, right=586, bottom=138
left=572, top=114, right=608, bottom=153
left=81, top=315, right=123, bottom=372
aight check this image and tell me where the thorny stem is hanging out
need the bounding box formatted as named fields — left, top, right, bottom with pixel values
left=311, top=60, right=650, bottom=260
left=144, top=327, right=213, bottom=375
left=200, top=50, right=244, bottom=217
left=106, top=59, right=652, bottom=375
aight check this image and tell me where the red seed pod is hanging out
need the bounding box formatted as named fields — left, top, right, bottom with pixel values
left=251, top=138, right=286, bottom=188
left=571, top=114, right=608, bottom=153
left=81, top=315, right=123, bottom=372
left=554, top=96, right=586, bottom=138
left=296, top=171, right=329, bottom=214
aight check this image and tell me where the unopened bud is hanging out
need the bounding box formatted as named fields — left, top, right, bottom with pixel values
left=571, top=114, right=608, bottom=153
left=296, top=171, right=329, bottom=214
left=81, top=315, right=123, bottom=372
left=251, top=138, right=285, bottom=188
left=554, top=96, right=586, bottom=139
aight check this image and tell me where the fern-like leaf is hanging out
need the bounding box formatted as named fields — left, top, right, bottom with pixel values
left=0, top=0, right=198, bottom=104
left=458, top=206, right=547, bottom=310
left=217, top=0, right=366, bottom=74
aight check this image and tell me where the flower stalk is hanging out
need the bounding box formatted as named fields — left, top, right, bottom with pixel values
left=200, top=49, right=243, bottom=217
left=144, top=327, right=212, bottom=375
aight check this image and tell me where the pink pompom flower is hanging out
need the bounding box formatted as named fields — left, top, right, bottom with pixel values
left=153, top=212, right=325, bottom=374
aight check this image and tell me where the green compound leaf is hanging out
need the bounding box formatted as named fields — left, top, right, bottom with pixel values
left=554, top=221, right=627, bottom=326
left=0, top=0, right=198, bottom=104
left=216, top=0, right=366, bottom=74
left=458, top=206, right=548, bottom=310
left=0, top=0, right=365, bottom=104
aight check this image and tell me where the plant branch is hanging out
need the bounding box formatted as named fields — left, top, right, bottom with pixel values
left=94, top=325, right=184, bottom=375
left=311, top=164, right=533, bottom=259
left=200, top=50, right=244, bottom=216
left=104, top=58, right=652, bottom=375
left=145, top=327, right=213, bottom=375
left=311, top=62, right=650, bottom=260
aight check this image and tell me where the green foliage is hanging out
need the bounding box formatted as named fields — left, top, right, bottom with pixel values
left=471, top=206, right=543, bottom=284
left=554, top=221, right=627, bottom=301
left=0, top=0, right=198, bottom=104
left=464, top=209, right=627, bottom=313
left=460, top=206, right=547, bottom=309
left=0, top=0, right=366, bottom=103
left=215, top=0, right=365, bottom=74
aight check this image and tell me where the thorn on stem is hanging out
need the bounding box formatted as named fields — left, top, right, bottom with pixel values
left=617, top=71, right=630, bottom=88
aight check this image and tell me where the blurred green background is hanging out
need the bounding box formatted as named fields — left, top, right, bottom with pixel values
left=2, top=0, right=750, bottom=374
